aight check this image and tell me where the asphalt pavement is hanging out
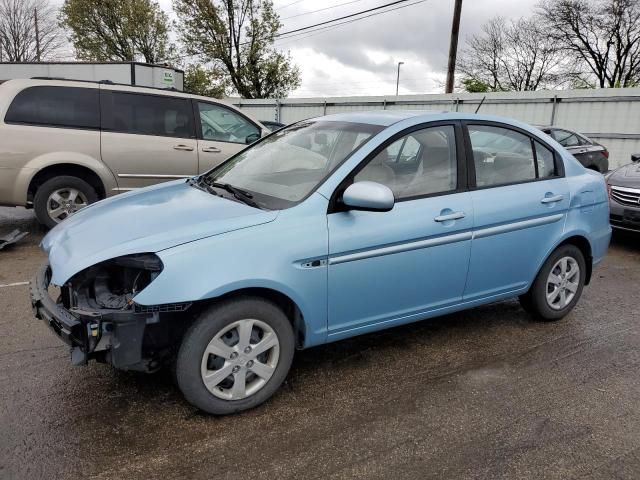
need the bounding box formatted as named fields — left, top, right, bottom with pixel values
left=0, top=206, right=639, bottom=480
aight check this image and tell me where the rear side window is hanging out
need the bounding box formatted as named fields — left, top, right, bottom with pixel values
left=469, top=125, right=536, bottom=187
left=5, top=86, right=99, bottom=129
left=104, top=91, right=194, bottom=138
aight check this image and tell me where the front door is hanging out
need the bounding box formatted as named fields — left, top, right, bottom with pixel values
left=194, top=100, right=262, bottom=173
left=463, top=122, right=570, bottom=301
left=327, top=123, right=473, bottom=340
left=100, top=89, right=198, bottom=191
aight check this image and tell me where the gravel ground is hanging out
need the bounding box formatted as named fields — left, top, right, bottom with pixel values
left=0, top=206, right=639, bottom=480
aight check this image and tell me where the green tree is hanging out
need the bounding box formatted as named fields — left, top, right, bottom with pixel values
left=461, top=78, right=490, bottom=93
left=59, top=0, right=175, bottom=63
left=173, top=0, right=301, bottom=99
left=183, top=64, right=227, bottom=98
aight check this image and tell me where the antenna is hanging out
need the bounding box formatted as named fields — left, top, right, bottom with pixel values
left=475, top=96, right=486, bottom=114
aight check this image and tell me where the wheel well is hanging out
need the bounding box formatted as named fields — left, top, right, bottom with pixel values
left=199, top=288, right=306, bottom=348
left=558, top=235, right=593, bottom=284
left=27, top=164, right=106, bottom=205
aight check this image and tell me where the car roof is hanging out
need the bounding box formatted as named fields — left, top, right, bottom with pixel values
left=314, top=110, right=544, bottom=130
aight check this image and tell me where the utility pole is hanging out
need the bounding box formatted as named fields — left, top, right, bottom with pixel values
left=395, top=61, right=404, bottom=96
left=445, top=0, right=463, bottom=94
left=34, top=8, right=41, bottom=62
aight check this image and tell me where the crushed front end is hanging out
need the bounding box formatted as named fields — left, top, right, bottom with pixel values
left=30, top=254, right=192, bottom=372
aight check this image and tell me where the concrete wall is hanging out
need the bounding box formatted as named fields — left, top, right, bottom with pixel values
left=232, top=89, right=640, bottom=169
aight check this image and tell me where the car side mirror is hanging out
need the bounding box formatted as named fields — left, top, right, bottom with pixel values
left=632, top=153, right=640, bottom=163
left=246, top=132, right=261, bottom=144
left=342, top=181, right=394, bottom=212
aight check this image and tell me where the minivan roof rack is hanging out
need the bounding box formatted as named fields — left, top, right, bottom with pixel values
left=26, top=76, right=180, bottom=93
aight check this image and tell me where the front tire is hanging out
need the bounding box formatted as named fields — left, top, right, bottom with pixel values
left=176, top=297, right=294, bottom=415
left=519, top=244, right=586, bottom=321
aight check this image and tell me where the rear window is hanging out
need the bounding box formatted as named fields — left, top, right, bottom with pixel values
left=103, top=91, right=195, bottom=138
left=4, top=86, right=99, bottom=129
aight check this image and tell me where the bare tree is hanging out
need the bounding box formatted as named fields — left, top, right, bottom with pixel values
left=538, top=0, right=640, bottom=88
left=459, top=16, right=567, bottom=92
left=0, top=0, right=64, bottom=61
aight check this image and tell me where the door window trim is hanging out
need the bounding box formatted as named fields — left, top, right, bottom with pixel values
left=192, top=99, right=262, bottom=144
left=461, top=120, right=565, bottom=191
left=328, top=120, right=469, bottom=213
left=100, top=89, right=196, bottom=139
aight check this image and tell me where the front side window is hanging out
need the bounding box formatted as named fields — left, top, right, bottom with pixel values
left=5, top=86, right=99, bottom=129
left=203, top=121, right=383, bottom=209
left=469, top=125, right=537, bottom=187
left=198, top=102, right=259, bottom=144
left=355, top=125, right=458, bottom=199
left=105, top=92, right=194, bottom=138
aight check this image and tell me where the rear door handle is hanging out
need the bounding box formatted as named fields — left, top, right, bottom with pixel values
left=174, top=144, right=194, bottom=151
left=434, top=211, right=466, bottom=222
left=201, top=146, right=222, bottom=153
left=541, top=194, right=564, bottom=204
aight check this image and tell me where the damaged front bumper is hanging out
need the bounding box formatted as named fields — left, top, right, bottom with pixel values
left=30, top=263, right=166, bottom=370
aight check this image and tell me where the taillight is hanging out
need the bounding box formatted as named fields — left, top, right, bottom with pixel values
left=602, top=149, right=609, bottom=159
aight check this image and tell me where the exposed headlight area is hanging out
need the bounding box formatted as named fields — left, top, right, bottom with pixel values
left=31, top=253, right=195, bottom=372
left=62, top=253, right=164, bottom=311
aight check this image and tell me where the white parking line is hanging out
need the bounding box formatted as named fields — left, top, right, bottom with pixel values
left=0, top=281, right=28, bottom=288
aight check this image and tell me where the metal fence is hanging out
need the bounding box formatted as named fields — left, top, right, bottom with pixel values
left=232, top=88, right=640, bottom=169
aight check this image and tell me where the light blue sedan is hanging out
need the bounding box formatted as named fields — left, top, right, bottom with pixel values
left=31, top=111, right=611, bottom=414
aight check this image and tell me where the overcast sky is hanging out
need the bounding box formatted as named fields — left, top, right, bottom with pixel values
left=164, top=0, right=539, bottom=97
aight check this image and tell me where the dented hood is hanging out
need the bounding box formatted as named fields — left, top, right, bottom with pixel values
left=42, top=180, right=278, bottom=285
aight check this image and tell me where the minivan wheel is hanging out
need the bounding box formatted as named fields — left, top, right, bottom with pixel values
left=176, top=297, right=295, bottom=415
left=519, top=244, right=586, bottom=321
left=34, top=176, right=98, bottom=228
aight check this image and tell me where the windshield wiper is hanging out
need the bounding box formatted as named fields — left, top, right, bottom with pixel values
left=207, top=181, right=261, bottom=209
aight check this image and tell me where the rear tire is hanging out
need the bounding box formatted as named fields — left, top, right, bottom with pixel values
left=34, top=175, right=98, bottom=228
left=176, top=297, right=295, bottom=415
left=519, top=244, right=586, bottom=321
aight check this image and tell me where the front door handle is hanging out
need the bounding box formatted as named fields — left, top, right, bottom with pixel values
left=434, top=211, right=466, bottom=222
left=541, top=194, right=564, bottom=204
left=201, top=146, right=222, bottom=153
left=174, top=144, right=194, bottom=151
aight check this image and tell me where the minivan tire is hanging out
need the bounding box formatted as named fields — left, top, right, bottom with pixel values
left=519, top=244, right=586, bottom=321
left=176, top=297, right=295, bottom=415
left=34, top=176, right=98, bottom=229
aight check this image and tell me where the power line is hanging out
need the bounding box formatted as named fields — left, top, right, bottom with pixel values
left=275, top=0, right=418, bottom=39
left=277, top=0, right=307, bottom=11
left=274, top=0, right=428, bottom=43
left=281, top=0, right=370, bottom=21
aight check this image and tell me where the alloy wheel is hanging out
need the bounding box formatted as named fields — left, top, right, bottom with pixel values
left=200, top=319, right=280, bottom=400
left=546, top=256, right=580, bottom=310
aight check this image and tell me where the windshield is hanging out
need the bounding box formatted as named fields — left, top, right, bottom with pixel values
left=203, top=120, right=383, bottom=209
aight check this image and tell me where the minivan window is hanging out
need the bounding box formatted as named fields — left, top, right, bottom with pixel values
left=5, top=86, right=99, bottom=129
left=203, top=121, right=383, bottom=209
left=197, top=102, right=259, bottom=144
left=104, top=91, right=194, bottom=138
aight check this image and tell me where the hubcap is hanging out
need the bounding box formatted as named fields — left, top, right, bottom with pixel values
left=200, top=319, right=280, bottom=400
left=46, top=188, right=88, bottom=223
left=546, top=256, right=580, bottom=310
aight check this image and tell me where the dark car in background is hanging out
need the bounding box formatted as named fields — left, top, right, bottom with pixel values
left=606, top=154, right=640, bottom=233
left=261, top=120, right=286, bottom=132
left=539, top=127, right=609, bottom=173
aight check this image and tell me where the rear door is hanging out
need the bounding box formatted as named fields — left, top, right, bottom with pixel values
left=100, top=89, right=198, bottom=191
left=463, top=122, right=570, bottom=301
left=193, top=100, right=262, bottom=173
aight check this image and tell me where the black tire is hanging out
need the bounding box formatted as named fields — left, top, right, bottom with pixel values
left=34, top=175, right=98, bottom=229
left=176, top=297, right=295, bottom=415
left=519, top=244, right=586, bottom=321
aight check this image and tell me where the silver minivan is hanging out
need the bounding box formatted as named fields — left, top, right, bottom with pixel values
left=0, top=78, right=265, bottom=227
